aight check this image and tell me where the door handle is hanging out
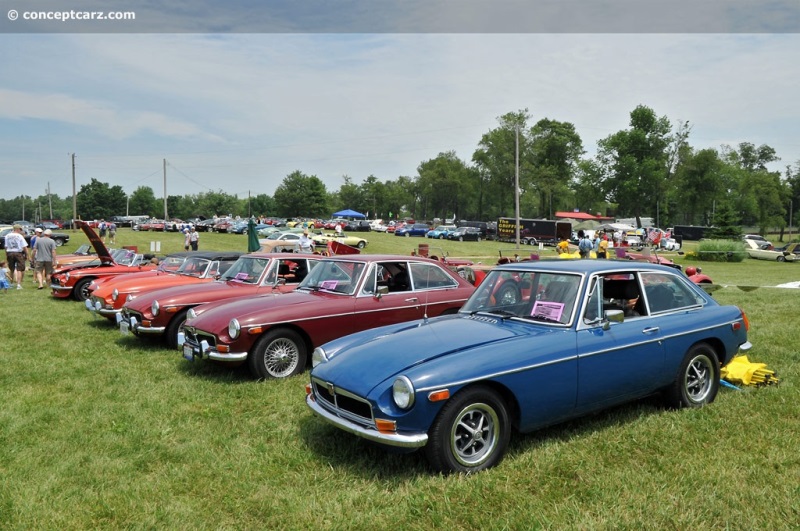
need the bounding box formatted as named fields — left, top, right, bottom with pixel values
left=642, top=327, right=660, bottom=334
left=405, top=297, right=419, bottom=303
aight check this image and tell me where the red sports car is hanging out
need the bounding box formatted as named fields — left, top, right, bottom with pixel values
left=50, top=221, right=158, bottom=301
left=179, top=254, right=476, bottom=379
left=86, top=251, right=243, bottom=321
left=118, top=253, right=320, bottom=348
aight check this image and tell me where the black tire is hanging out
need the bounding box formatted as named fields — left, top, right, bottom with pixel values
left=73, top=278, right=94, bottom=301
left=458, top=236, right=464, bottom=242
left=165, top=309, right=189, bottom=350
left=476, top=237, right=481, bottom=242
left=777, top=255, right=785, bottom=262
left=664, top=342, right=720, bottom=408
left=405, top=233, right=410, bottom=237
left=53, top=238, right=66, bottom=247
left=247, top=328, right=307, bottom=380
left=495, top=282, right=521, bottom=305
left=424, top=386, right=510, bottom=474
left=357, top=241, right=366, bottom=249
left=439, top=234, right=445, bottom=240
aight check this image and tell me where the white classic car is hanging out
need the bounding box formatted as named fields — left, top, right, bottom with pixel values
left=744, top=238, right=796, bottom=262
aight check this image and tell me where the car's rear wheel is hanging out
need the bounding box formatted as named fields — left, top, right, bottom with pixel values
left=458, top=236, right=464, bottom=242
left=476, top=236, right=482, bottom=242
left=777, top=255, right=785, bottom=262
left=166, top=309, right=189, bottom=350
left=357, top=241, right=366, bottom=249
left=425, top=386, right=510, bottom=474
left=664, top=342, right=719, bottom=408
left=248, top=328, right=307, bottom=379
left=439, top=234, right=445, bottom=239
left=53, top=238, right=66, bottom=247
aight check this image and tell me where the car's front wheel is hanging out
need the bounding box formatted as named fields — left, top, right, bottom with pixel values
left=166, top=309, right=189, bottom=350
left=424, top=386, right=510, bottom=474
left=53, top=238, right=66, bottom=247
left=664, top=342, right=720, bottom=408
left=248, top=328, right=307, bottom=379
left=73, top=278, right=94, bottom=301
left=357, top=241, right=366, bottom=249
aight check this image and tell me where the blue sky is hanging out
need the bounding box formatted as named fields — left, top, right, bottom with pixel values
left=1, top=2, right=800, bottom=201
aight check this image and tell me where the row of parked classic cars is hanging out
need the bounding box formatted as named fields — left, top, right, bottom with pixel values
left=48, top=221, right=753, bottom=473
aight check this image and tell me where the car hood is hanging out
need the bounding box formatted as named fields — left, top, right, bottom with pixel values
left=127, top=279, right=280, bottom=311
left=188, top=290, right=342, bottom=329
left=313, top=314, right=559, bottom=396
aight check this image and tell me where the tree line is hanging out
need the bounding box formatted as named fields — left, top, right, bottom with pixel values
left=2, top=104, right=799, bottom=236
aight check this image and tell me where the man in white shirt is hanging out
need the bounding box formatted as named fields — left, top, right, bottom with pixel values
left=4, top=224, right=29, bottom=289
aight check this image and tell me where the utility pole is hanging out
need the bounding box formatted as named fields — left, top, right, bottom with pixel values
left=163, top=158, right=168, bottom=223
left=47, top=182, right=53, bottom=219
left=71, top=153, right=77, bottom=224
left=515, top=124, right=521, bottom=249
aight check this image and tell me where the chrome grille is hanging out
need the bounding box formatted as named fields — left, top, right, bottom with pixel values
left=311, top=377, right=373, bottom=425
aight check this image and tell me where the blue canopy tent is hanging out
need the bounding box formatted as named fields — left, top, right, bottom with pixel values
left=332, top=209, right=365, bottom=219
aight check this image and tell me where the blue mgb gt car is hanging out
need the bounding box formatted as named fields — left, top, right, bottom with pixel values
left=306, top=260, right=752, bottom=474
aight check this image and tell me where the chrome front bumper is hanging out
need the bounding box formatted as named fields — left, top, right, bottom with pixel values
left=305, top=394, right=428, bottom=449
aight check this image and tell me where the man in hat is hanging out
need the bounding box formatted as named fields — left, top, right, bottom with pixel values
left=33, top=229, right=57, bottom=289
left=3, top=224, right=29, bottom=289
left=298, top=229, right=315, bottom=254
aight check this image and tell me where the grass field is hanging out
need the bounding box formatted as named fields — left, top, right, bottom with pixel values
left=1, top=228, right=798, bottom=528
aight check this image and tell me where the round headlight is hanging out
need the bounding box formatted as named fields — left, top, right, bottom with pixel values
left=151, top=300, right=160, bottom=316
left=311, top=347, right=328, bottom=367
left=392, top=376, right=415, bottom=410
left=64, top=272, right=70, bottom=282
left=228, top=318, right=241, bottom=339
left=111, top=289, right=119, bottom=302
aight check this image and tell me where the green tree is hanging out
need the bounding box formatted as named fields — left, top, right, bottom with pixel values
left=473, top=109, right=532, bottom=219
left=596, top=105, right=673, bottom=226
left=195, top=191, right=240, bottom=219
left=128, top=186, right=158, bottom=217
left=528, top=118, right=584, bottom=218
left=673, top=148, right=724, bottom=226
left=333, top=176, right=364, bottom=214
left=272, top=171, right=329, bottom=218
left=249, top=194, right=276, bottom=218
left=416, top=151, right=474, bottom=221
left=76, top=179, right=126, bottom=220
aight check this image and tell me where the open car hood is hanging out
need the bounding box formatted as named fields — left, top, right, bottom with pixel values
left=76, top=220, right=114, bottom=264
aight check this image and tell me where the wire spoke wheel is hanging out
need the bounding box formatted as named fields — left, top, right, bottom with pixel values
left=249, top=329, right=307, bottom=380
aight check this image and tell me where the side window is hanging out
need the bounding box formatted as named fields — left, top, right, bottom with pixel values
left=360, top=263, right=379, bottom=295
left=409, top=262, right=457, bottom=290
left=641, top=273, right=702, bottom=313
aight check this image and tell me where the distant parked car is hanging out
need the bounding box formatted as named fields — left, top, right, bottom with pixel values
left=426, top=225, right=457, bottom=239
left=395, top=223, right=430, bottom=237
left=448, top=226, right=483, bottom=242
left=306, top=260, right=752, bottom=473
left=0, top=226, right=70, bottom=248
left=743, top=234, right=772, bottom=249
left=743, top=238, right=796, bottom=262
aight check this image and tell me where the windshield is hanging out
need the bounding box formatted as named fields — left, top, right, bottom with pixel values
left=298, top=260, right=366, bottom=295
left=460, top=269, right=581, bottom=325
left=221, top=256, right=271, bottom=284
left=176, top=257, right=211, bottom=277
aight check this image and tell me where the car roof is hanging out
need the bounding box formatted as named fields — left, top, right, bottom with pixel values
left=167, top=251, right=244, bottom=260
left=492, top=259, right=683, bottom=275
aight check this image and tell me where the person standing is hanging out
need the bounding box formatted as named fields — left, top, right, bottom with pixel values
left=578, top=231, right=593, bottom=259
left=3, top=224, right=29, bottom=289
left=33, top=229, right=58, bottom=289
left=183, top=228, right=191, bottom=251
left=108, top=222, right=117, bottom=244
left=298, top=229, right=315, bottom=253
left=99, top=220, right=107, bottom=243
left=0, top=260, right=11, bottom=292
left=189, top=227, right=199, bottom=251
left=598, top=235, right=609, bottom=259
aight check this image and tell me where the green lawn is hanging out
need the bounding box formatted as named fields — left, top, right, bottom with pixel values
left=1, top=228, right=798, bottom=528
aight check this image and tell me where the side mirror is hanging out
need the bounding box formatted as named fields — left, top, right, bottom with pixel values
left=602, top=309, right=625, bottom=330
left=374, top=285, right=389, bottom=299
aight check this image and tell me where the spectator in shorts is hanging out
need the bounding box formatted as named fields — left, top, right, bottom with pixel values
left=33, top=229, right=58, bottom=289
left=108, top=222, right=117, bottom=244
left=189, top=227, right=199, bottom=251
left=3, top=224, right=29, bottom=289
